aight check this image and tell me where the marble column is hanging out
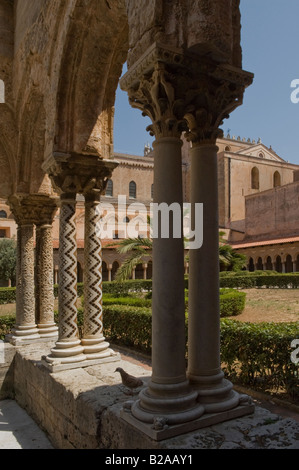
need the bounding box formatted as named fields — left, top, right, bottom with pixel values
left=12, top=223, right=40, bottom=341
left=36, top=223, right=58, bottom=338
left=293, top=261, right=297, bottom=273
left=121, top=60, right=204, bottom=428
left=187, top=143, right=240, bottom=413
left=45, top=193, right=86, bottom=365
left=81, top=190, right=114, bottom=360
left=108, top=265, right=112, bottom=282
left=131, top=134, right=204, bottom=426
left=282, top=262, right=286, bottom=273
left=142, top=263, right=148, bottom=280
left=54, top=266, right=59, bottom=285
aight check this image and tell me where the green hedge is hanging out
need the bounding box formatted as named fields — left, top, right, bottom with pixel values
left=220, top=319, right=299, bottom=399
left=99, top=307, right=298, bottom=399
left=219, top=273, right=299, bottom=289
left=102, top=289, right=245, bottom=317
left=0, top=288, right=16, bottom=305
left=0, top=315, right=16, bottom=339
left=1, top=273, right=299, bottom=305
left=219, top=289, right=246, bottom=317
left=1, top=307, right=298, bottom=399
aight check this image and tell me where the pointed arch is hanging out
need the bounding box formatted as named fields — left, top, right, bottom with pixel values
left=55, top=0, right=129, bottom=157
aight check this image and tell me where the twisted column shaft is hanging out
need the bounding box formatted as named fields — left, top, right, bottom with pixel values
left=81, top=192, right=112, bottom=359
left=46, top=194, right=86, bottom=365
left=13, top=224, right=39, bottom=340
left=36, top=224, right=58, bottom=338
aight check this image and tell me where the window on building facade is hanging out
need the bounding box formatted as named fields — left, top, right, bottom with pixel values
left=129, top=181, right=137, bottom=199
left=273, top=171, right=281, bottom=188
left=0, top=210, right=7, bottom=219
left=151, top=184, right=154, bottom=200
left=251, top=167, right=259, bottom=190
left=105, top=179, right=113, bottom=197
left=0, top=229, right=6, bottom=238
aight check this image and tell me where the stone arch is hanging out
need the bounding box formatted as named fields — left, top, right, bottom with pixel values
left=102, top=261, right=109, bottom=282
left=0, top=105, right=17, bottom=197
left=17, top=91, right=50, bottom=194
left=285, top=254, right=293, bottom=273
left=256, top=256, right=263, bottom=270
left=111, top=261, right=119, bottom=281
left=135, top=263, right=144, bottom=280
left=248, top=257, right=255, bottom=272
left=54, top=0, right=129, bottom=157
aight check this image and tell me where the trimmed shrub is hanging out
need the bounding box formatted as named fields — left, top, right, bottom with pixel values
left=103, top=305, right=152, bottom=354
left=0, top=288, right=16, bottom=305
left=103, top=295, right=152, bottom=308
left=220, top=273, right=299, bottom=289
left=185, top=288, right=246, bottom=317
left=1, top=307, right=297, bottom=399
left=102, top=280, right=152, bottom=297
left=0, top=315, right=15, bottom=340
left=220, top=319, right=298, bottom=399
left=219, top=289, right=246, bottom=317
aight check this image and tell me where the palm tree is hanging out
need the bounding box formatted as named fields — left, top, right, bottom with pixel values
left=108, top=229, right=246, bottom=282
left=110, top=236, right=152, bottom=282
left=219, top=231, right=247, bottom=272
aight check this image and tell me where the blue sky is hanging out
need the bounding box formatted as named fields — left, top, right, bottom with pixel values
left=114, top=0, right=299, bottom=164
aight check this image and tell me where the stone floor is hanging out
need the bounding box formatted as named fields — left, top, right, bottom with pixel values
left=0, top=399, right=53, bottom=449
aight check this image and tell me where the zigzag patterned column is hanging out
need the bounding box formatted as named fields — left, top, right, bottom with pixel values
left=81, top=191, right=114, bottom=360
left=45, top=194, right=86, bottom=366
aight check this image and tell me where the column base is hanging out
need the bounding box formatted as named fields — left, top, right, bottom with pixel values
left=121, top=400, right=254, bottom=441
left=37, top=323, right=59, bottom=339
left=7, top=324, right=40, bottom=345
left=81, top=336, right=114, bottom=360
left=41, top=352, right=121, bottom=372
left=188, top=370, right=243, bottom=413
left=129, top=380, right=205, bottom=429
left=43, top=339, right=86, bottom=368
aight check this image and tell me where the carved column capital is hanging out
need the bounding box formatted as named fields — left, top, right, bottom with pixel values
left=120, top=43, right=253, bottom=143
left=8, top=194, right=58, bottom=226
left=43, top=153, right=118, bottom=198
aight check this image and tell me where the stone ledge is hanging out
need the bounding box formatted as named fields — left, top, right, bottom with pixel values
left=5, top=343, right=299, bottom=449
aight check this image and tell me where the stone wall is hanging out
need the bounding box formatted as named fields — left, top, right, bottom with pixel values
left=245, top=181, right=299, bottom=240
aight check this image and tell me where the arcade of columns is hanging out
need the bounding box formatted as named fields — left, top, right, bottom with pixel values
left=4, top=0, right=256, bottom=440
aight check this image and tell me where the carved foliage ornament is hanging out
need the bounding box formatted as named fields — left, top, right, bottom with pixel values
left=121, top=44, right=253, bottom=144
left=46, top=155, right=118, bottom=199
left=8, top=194, right=58, bottom=226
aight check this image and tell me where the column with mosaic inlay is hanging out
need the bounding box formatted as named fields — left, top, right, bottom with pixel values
left=81, top=188, right=116, bottom=360
left=45, top=192, right=86, bottom=365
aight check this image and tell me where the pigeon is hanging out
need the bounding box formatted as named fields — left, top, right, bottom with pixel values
left=115, top=367, right=144, bottom=394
